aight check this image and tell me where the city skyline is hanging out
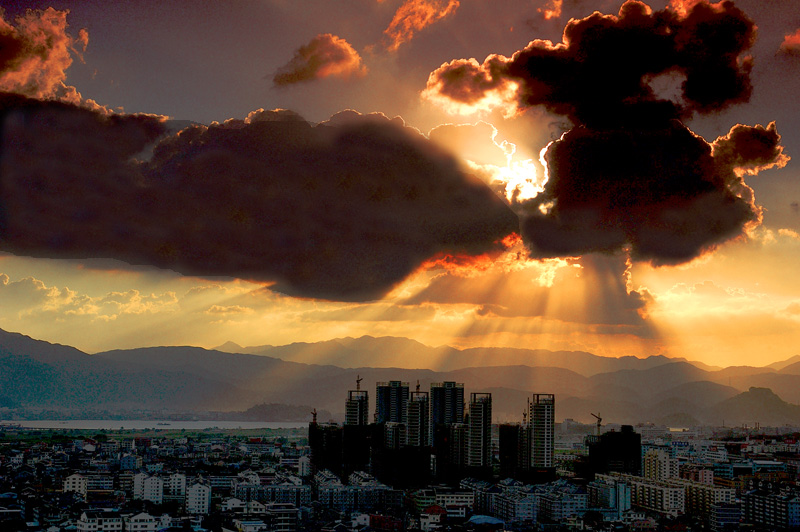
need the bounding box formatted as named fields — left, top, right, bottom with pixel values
left=1, top=0, right=800, bottom=368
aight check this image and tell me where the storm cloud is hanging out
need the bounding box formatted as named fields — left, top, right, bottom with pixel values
left=424, top=0, right=788, bottom=265
left=0, top=96, right=518, bottom=301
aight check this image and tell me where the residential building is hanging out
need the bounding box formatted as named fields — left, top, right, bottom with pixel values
left=430, top=381, right=464, bottom=426
left=643, top=448, right=679, bottom=481
left=63, top=473, right=87, bottom=497
left=406, top=390, right=430, bottom=447
left=76, top=510, right=123, bottom=532
left=467, top=393, right=492, bottom=469
left=375, top=381, right=409, bottom=424
left=186, top=481, right=212, bottom=514
left=123, top=512, right=158, bottom=532
left=264, top=503, right=298, bottom=532
left=530, top=394, right=554, bottom=469
left=743, top=482, right=800, bottom=530
left=345, top=390, right=369, bottom=426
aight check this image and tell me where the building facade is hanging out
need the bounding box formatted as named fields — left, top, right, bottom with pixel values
left=467, top=393, right=492, bottom=468
left=375, top=381, right=409, bottom=424
left=530, top=394, right=555, bottom=469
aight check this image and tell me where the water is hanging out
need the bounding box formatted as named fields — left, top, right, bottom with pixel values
left=0, top=420, right=308, bottom=431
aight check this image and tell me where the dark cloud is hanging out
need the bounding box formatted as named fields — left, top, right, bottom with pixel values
left=425, top=0, right=788, bottom=265
left=522, top=121, right=788, bottom=263
left=426, top=0, right=756, bottom=125
left=712, top=121, right=789, bottom=175
left=273, top=33, right=366, bottom=86
left=0, top=97, right=518, bottom=301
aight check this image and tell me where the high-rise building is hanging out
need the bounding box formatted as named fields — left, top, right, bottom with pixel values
left=345, top=376, right=369, bottom=426
left=466, top=393, right=492, bottom=468
left=406, top=390, right=430, bottom=447
left=530, top=394, right=554, bottom=469
left=498, top=423, right=521, bottom=478
left=586, top=425, right=642, bottom=478
left=643, top=448, right=678, bottom=481
left=383, top=422, right=406, bottom=450
left=308, top=416, right=343, bottom=477
left=375, top=381, right=409, bottom=424
left=346, top=391, right=369, bottom=425
left=430, top=381, right=464, bottom=426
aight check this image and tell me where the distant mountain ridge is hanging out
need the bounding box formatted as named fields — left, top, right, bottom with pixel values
left=2, top=328, right=799, bottom=426
left=213, top=335, right=722, bottom=376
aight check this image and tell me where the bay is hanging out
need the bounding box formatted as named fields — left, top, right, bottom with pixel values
left=0, top=420, right=308, bottom=431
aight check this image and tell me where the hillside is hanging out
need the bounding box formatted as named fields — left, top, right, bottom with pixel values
left=2, top=328, right=800, bottom=425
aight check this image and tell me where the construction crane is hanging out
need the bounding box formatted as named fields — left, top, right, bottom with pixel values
left=356, top=375, right=362, bottom=391
left=590, top=412, right=602, bottom=436
left=311, top=409, right=317, bottom=424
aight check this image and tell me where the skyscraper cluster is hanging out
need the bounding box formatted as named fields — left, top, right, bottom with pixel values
left=310, top=376, right=556, bottom=487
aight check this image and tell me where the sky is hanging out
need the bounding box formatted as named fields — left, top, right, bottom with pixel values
left=0, top=0, right=799, bottom=368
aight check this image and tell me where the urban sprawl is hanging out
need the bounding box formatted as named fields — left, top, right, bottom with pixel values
left=1, top=380, right=799, bottom=531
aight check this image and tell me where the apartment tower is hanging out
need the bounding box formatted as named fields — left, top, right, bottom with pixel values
left=375, top=380, right=409, bottom=424
left=466, top=393, right=492, bottom=468
left=530, top=393, right=555, bottom=469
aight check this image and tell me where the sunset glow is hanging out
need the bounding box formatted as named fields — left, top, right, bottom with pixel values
left=0, top=0, right=798, bottom=372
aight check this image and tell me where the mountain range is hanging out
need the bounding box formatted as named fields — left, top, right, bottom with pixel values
left=1, top=328, right=799, bottom=427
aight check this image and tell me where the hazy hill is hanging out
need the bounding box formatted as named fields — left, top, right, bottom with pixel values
left=768, top=354, right=800, bottom=371
left=778, top=361, right=800, bottom=375
left=3, top=328, right=800, bottom=426
left=705, top=387, right=800, bottom=426
left=589, top=361, right=712, bottom=396
left=652, top=381, right=740, bottom=406
left=215, top=335, right=720, bottom=376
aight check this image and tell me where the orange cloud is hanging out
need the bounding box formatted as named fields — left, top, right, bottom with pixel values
left=0, top=7, right=85, bottom=99
left=383, top=0, right=459, bottom=52
left=420, top=233, right=522, bottom=276
left=538, top=0, right=563, bottom=20
left=779, top=29, right=800, bottom=56
left=273, top=33, right=366, bottom=86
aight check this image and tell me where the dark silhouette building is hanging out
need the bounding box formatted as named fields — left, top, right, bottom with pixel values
left=431, top=381, right=464, bottom=426
left=586, top=425, right=642, bottom=479
left=345, top=376, right=369, bottom=426
left=375, top=381, right=409, bottom=424
left=308, top=421, right=343, bottom=477
left=407, top=390, right=430, bottom=447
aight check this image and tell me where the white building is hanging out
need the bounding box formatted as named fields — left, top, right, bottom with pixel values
left=143, top=476, right=164, bottom=504
left=63, top=473, right=87, bottom=497
left=76, top=510, right=123, bottom=532
left=297, top=456, right=311, bottom=477
left=186, top=481, right=212, bottom=514
left=123, top=512, right=158, bottom=532
left=167, top=473, right=187, bottom=499
left=133, top=472, right=148, bottom=500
